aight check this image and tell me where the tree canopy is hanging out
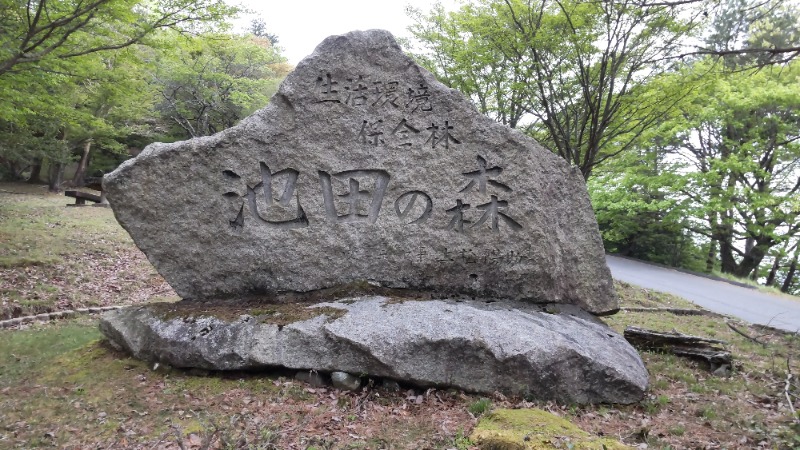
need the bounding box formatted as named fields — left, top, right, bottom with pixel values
left=0, top=0, right=237, bottom=76
left=154, top=32, right=290, bottom=139
left=0, top=0, right=289, bottom=191
left=408, top=0, right=703, bottom=179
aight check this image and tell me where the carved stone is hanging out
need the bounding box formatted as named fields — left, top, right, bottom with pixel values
left=99, top=297, right=648, bottom=404
left=103, top=29, right=617, bottom=314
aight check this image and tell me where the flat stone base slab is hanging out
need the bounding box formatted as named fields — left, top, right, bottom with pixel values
left=99, top=297, right=648, bottom=404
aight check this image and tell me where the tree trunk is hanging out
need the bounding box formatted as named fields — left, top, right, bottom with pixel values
left=766, top=256, right=781, bottom=286
left=734, top=243, right=768, bottom=279
left=71, top=139, right=92, bottom=187
left=712, top=211, right=739, bottom=274
left=27, top=158, right=43, bottom=184
left=719, top=237, right=738, bottom=274
left=782, top=248, right=799, bottom=293
left=705, top=239, right=717, bottom=272
left=745, top=237, right=755, bottom=254
left=623, top=326, right=732, bottom=372
left=48, top=163, right=65, bottom=193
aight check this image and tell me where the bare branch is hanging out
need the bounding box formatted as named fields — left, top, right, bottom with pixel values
left=675, top=46, right=800, bottom=65
left=0, top=0, right=234, bottom=77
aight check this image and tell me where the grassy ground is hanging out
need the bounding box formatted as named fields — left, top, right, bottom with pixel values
left=710, top=269, right=797, bottom=299
left=1, top=183, right=799, bottom=449
left=0, top=183, right=177, bottom=319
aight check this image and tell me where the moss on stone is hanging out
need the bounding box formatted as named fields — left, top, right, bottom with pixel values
left=470, top=409, right=631, bottom=450
left=147, top=302, right=345, bottom=326
left=253, top=304, right=346, bottom=326
left=143, top=280, right=449, bottom=324
left=544, top=304, right=562, bottom=315
left=142, top=279, right=473, bottom=326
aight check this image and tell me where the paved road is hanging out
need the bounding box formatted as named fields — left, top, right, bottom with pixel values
left=606, top=255, right=800, bottom=332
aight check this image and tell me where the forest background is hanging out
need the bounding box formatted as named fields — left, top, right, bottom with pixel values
left=1, top=0, right=798, bottom=294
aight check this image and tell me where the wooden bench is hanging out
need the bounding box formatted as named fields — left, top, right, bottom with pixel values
left=65, top=190, right=109, bottom=207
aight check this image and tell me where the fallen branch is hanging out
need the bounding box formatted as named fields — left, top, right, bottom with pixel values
left=726, top=321, right=767, bottom=347
left=621, top=307, right=722, bottom=317
left=786, top=373, right=798, bottom=423
left=624, top=326, right=732, bottom=372
left=0, top=305, right=126, bottom=329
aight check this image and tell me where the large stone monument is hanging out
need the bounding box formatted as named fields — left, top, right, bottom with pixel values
left=100, top=30, right=648, bottom=404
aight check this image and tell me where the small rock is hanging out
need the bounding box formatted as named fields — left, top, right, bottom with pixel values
left=712, top=364, right=732, bottom=377
left=187, top=433, right=202, bottom=447
left=295, top=370, right=327, bottom=387
left=380, top=379, right=401, bottom=392
left=331, top=371, right=361, bottom=391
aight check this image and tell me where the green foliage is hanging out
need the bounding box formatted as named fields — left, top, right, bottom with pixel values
left=468, top=397, right=492, bottom=416
left=408, top=0, right=702, bottom=178
left=668, top=425, right=685, bottom=436
left=594, top=50, right=800, bottom=278
left=451, top=428, right=474, bottom=450
left=663, top=58, right=800, bottom=277
left=589, top=147, right=706, bottom=270
left=0, top=0, right=237, bottom=77
left=0, top=0, right=288, bottom=185
left=407, top=2, right=529, bottom=128
left=153, top=32, right=290, bottom=139
left=706, top=0, right=800, bottom=67
left=643, top=394, right=671, bottom=414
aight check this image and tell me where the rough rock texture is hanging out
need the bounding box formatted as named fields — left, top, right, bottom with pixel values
left=103, top=30, right=616, bottom=314
left=99, top=297, right=648, bottom=404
